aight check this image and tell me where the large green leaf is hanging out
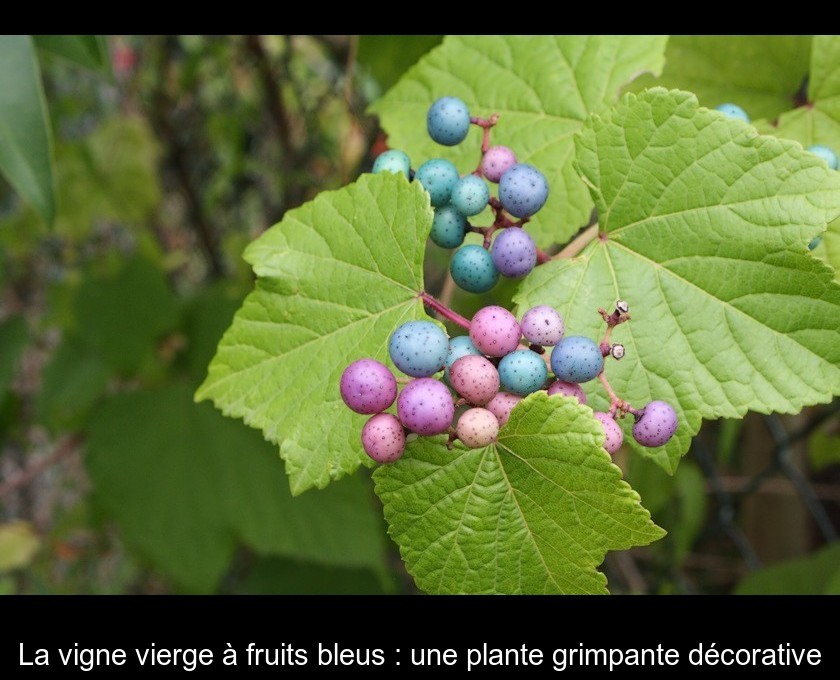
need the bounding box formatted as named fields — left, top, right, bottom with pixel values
left=371, top=35, right=667, bottom=247
left=631, top=35, right=811, bottom=121
left=86, top=383, right=386, bottom=592
left=197, top=172, right=432, bottom=494
left=374, top=392, right=663, bottom=594
left=515, top=88, right=840, bottom=473
left=735, top=544, right=840, bottom=595
left=0, top=36, right=55, bottom=224
left=357, top=35, right=442, bottom=91
left=34, top=35, right=109, bottom=72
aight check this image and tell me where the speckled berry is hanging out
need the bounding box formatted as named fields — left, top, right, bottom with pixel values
left=498, top=349, right=548, bottom=396
left=450, top=244, right=499, bottom=293
left=594, top=412, right=623, bottom=455
left=372, top=149, right=410, bottom=179
left=486, top=392, right=522, bottom=427
left=430, top=205, right=467, bottom=249
left=632, top=401, right=678, bottom=448
left=340, top=358, right=398, bottom=414
left=481, top=145, right=517, bottom=183
left=491, top=228, right=537, bottom=279
left=361, top=413, right=406, bottom=463
left=416, top=158, right=460, bottom=207
left=520, top=305, right=565, bottom=346
left=397, top=378, right=455, bottom=436
left=456, top=407, right=499, bottom=448
left=498, top=164, right=549, bottom=218
left=449, top=355, right=500, bottom=406
left=388, top=320, right=449, bottom=378
left=451, top=175, right=490, bottom=217
left=808, top=144, right=839, bottom=170
left=550, top=336, right=604, bottom=383
left=547, top=380, right=586, bottom=404
left=427, top=96, right=471, bottom=146
left=444, top=335, right=482, bottom=383
left=469, top=305, right=522, bottom=357
left=715, top=103, right=750, bottom=123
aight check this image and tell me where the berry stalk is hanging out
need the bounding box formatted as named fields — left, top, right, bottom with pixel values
left=420, top=291, right=471, bottom=330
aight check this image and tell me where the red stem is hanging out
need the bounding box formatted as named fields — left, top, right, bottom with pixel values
left=420, top=291, right=471, bottom=330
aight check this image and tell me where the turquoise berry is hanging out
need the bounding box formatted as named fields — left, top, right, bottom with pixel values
left=372, top=149, right=410, bottom=179
left=715, top=103, right=750, bottom=123
left=450, top=175, right=490, bottom=217
left=388, top=320, right=449, bottom=378
left=550, top=336, right=604, bottom=383
left=430, top=205, right=468, bottom=249
left=416, top=159, right=460, bottom=207
left=450, top=245, right=499, bottom=293
left=427, top=96, right=471, bottom=146
left=498, top=349, right=548, bottom=396
left=807, top=144, right=839, bottom=170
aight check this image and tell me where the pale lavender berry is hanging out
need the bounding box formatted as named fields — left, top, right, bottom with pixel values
left=449, top=355, right=500, bottom=406
left=456, top=407, right=500, bottom=448
left=520, top=305, right=564, bottom=346
left=361, top=413, right=406, bottom=463
left=397, top=378, right=455, bottom=436
left=547, top=380, right=586, bottom=405
left=469, top=306, right=522, bottom=357
left=486, top=392, right=522, bottom=427
left=632, top=400, right=678, bottom=448
left=491, top=228, right=537, bottom=279
left=481, top=145, right=517, bottom=183
left=340, top=359, right=398, bottom=414
left=594, top=412, right=623, bottom=455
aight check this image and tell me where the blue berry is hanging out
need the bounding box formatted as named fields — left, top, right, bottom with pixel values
left=715, top=103, right=750, bottom=123
left=550, top=336, right=604, bottom=383
left=451, top=175, right=490, bottom=217
left=388, top=320, right=449, bottom=378
left=498, top=349, right=548, bottom=396
left=807, top=144, right=839, bottom=170
left=498, top=164, right=549, bottom=218
left=372, top=149, right=410, bottom=179
left=430, top=205, right=468, bottom=249
left=444, top=335, right=482, bottom=382
left=491, top=228, right=537, bottom=278
left=416, top=159, right=460, bottom=207
left=450, top=245, right=499, bottom=294
left=427, top=96, right=471, bottom=146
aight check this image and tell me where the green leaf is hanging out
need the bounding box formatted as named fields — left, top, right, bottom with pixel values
left=735, top=543, right=840, bottom=595
left=0, top=36, right=55, bottom=224
left=0, top=521, right=40, bottom=573
left=34, top=35, right=109, bottom=72
left=374, top=392, right=664, bottom=594
left=197, top=172, right=431, bottom=494
left=0, top=315, right=27, bottom=398
left=86, top=383, right=386, bottom=593
left=371, top=36, right=667, bottom=247
left=808, top=426, right=840, bottom=472
left=515, top=89, right=840, bottom=473
left=358, top=35, right=442, bottom=91
left=631, top=36, right=811, bottom=121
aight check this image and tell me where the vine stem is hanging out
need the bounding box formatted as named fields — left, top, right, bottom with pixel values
left=598, top=372, right=641, bottom=419
left=554, top=224, right=599, bottom=260
left=420, top=291, right=471, bottom=330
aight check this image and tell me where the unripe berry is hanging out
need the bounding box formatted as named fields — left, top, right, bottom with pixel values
left=520, top=305, right=565, bottom=346
left=397, top=378, right=455, bottom=436
left=486, top=392, right=522, bottom=427
left=456, top=407, right=499, bottom=448
left=469, top=306, right=521, bottom=357
left=362, top=413, right=406, bottom=463
left=340, top=359, right=397, bottom=414
left=593, top=412, right=623, bottom=455
left=449, top=355, right=500, bottom=405
left=547, top=380, right=586, bottom=404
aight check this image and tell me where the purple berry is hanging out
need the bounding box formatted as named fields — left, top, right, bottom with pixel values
left=547, top=380, right=586, bottom=404
left=632, top=401, right=678, bottom=448
left=491, top=228, right=537, bottom=278
left=469, top=306, right=522, bottom=357
left=498, top=163, right=549, bottom=218
left=456, top=407, right=499, bottom=448
left=361, top=413, right=406, bottom=463
left=397, top=378, right=455, bottom=436
left=486, top=392, right=522, bottom=427
left=340, top=359, right=398, bottom=414
left=520, top=305, right=564, bottom=346
left=481, top=145, right=517, bottom=183
left=593, top=412, right=623, bottom=455
left=449, top=355, right=500, bottom=406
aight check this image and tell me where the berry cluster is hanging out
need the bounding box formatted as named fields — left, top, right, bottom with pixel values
left=340, top=300, right=678, bottom=463
left=372, top=96, right=549, bottom=293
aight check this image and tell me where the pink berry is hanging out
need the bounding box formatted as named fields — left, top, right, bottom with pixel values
left=456, top=408, right=500, bottom=448
left=469, top=306, right=521, bottom=357
left=547, top=380, right=587, bottom=404
left=594, top=412, right=623, bottom=455
left=632, top=400, right=678, bottom=447
left=340, top=359, right=397, bottom=414
left=520, top=305, right=565, bottom=346
left=481, top=145, right=517, bottom=183
left=361, top=413, right=406, bottom=463
left=397, top=378, right=455, bottom=436
left=449, top=355, right=500, bottom=405
left=486, top=392, right=522, bottom=427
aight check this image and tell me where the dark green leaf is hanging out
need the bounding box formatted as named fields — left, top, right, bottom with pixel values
left=34, top=35, right=109, bottom=72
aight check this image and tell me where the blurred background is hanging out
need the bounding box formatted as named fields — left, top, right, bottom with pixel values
left=0, top=35, right=837, bottom=595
